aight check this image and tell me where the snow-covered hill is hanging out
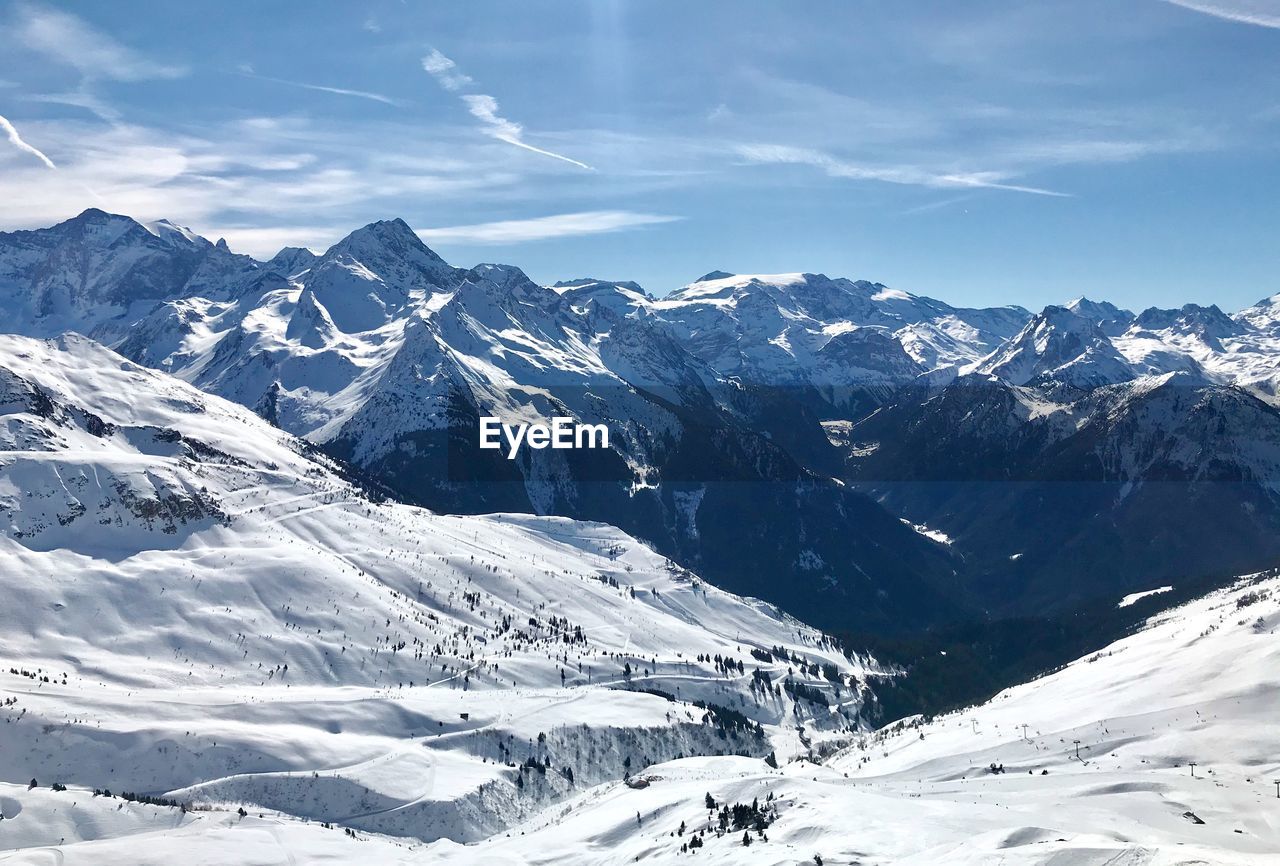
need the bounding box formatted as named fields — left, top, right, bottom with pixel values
left=0, top=333, right=872, bottom=850
left=420, top=571, right=1280, bottom=864
left=6, top=497, right=1279, bottom=865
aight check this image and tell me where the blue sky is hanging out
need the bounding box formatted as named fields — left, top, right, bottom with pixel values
left=1, top=1, right=1278, bottom=311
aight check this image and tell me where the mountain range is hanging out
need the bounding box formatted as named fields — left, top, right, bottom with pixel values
left=5, top=208, right=1279, bottom=631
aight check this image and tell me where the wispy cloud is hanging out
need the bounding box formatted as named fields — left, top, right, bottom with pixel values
left=242, top=73, right=402, bottom=106
left=735, top=144, right=1070, bottom=197
left=1162, top=0, right=1280, bottom=28
left=12, top=4, right=186, bottom=81
left=209, top=225, right=338, bottom=258
left=421, top=48, right=593, bottom=171
left=0, top=114, right=56, bottom=169
left=417, top=211, right=680, bottom=244
left=24, top=89, right=122, bottom=122
left=421, top=49, right=473, bottom=92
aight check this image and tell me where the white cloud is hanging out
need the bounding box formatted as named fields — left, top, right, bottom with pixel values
left=0, top=113, right=56, bottom=169
left=422, top=48, right=593, bottom=171
left=206, top=225, right=338, bottom=259
left=461, top=94, right=594, bottom=171
left=0, top=117, right=525, bottom=234
left=24, top=90, right=122, bottom=122
left=13, top=4, right=186, bottom=81
left=735, top=144, right=1070, bottom=197
left=1162, top=0, right=1280, bottom=28
left=417, top=211, right=680, bottom=244
left=421, top=49, right=473, bottom=91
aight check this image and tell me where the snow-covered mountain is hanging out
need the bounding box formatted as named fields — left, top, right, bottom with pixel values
left=968, top=294, right=1280, bottom=400
left=5, top=209, right=1280, bottom=628
left=0, top=208, right=265, bottom=343
left=649, top=271, right=1030, bottom=416
left=968, top=304, right=1137, bottom=389
left=0, top=211, right=966, bottom=635
left=846, top=370, right=1280, bottom=611
left=0, top=332, right=871, bottom=848
left=1065, top=295, right=1135, bottom=336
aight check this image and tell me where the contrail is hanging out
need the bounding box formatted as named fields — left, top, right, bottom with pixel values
left=425, top=50, right=594, bottom=171
left=0, top=114, right=57, bottom=169
left=243, top=73, right=402, bottom=106
left=495, top=134, right=593, bottom=171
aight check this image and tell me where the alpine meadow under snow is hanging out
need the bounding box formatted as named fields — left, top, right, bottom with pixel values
left=1, top=211, right=1279, bottom=864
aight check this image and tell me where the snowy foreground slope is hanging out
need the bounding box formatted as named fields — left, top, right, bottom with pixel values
left=14, top=563, right=1265, bottom=864
left=423, top=573, right=1280, bottom=865
left=0, top=334, right=868, bottom=858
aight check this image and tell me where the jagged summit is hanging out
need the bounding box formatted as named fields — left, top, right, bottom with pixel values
left=1134, top=302, right=1242, bottom=338
left=971, top=304, right=1134, bottom=387
left=552, top=277, right=648, bottom=296
left=324, top=217, right=447, bottom=265
left=1066, top=296, right=1135, bottom=336
left=266, top=245, right=319, bottom=278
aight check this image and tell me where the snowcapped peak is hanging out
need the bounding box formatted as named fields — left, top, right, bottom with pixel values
left=973, top=304, right=1134, bottom=387
left=553, top=279, right=653, bottom=320
left=467, top=262, right=534, bottom=286
left=1065, top=296, right=1135, bottom=336
left=141, top=218, right=209, bottom=249
left=53, top=207, right=148, bottom=245
left=454, top=263, right=565, bottom=316
left=285, top=286, right=340, bottom=348
left=665, top=272, right=809, bottom=302
left=1038, top=303, right=1091, bottom=327
left=301, top=218, right=460, bottom=333
left=1233, top=292, right=1280, bottom=334
left=267, top=246, right=319, bottom=279
left=551, top=277, right=648, bottom=297
left=68, top=206, right=135, bottom=226
left=1067, top=296, right=1129, bottom=316
left=1133, top=302, right=1242, bottom=340
left=325, top=217, right=446, bottom=266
